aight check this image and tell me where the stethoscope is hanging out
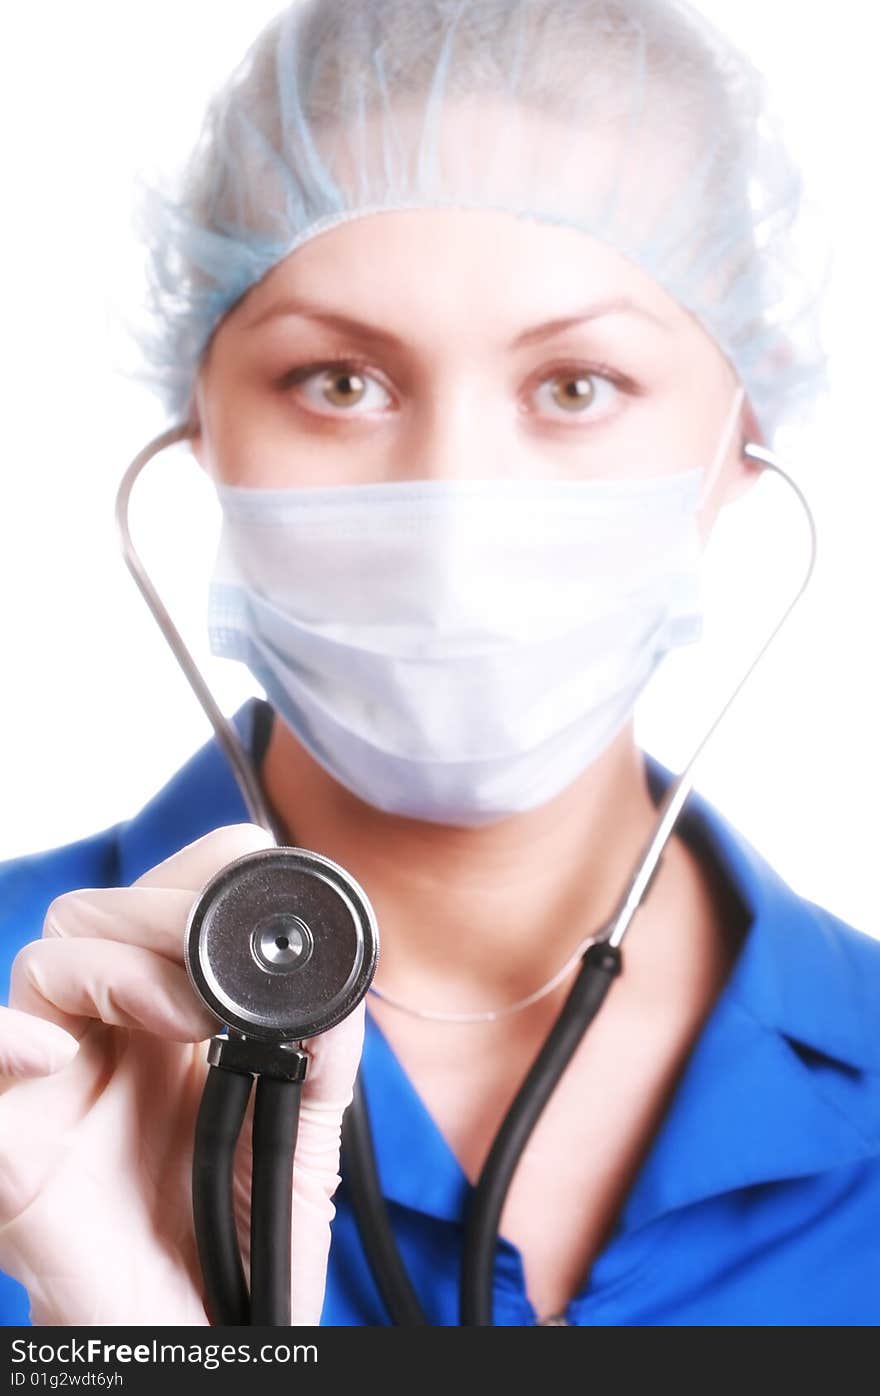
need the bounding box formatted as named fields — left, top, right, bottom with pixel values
left=114, top=415, right=817, bottom=1326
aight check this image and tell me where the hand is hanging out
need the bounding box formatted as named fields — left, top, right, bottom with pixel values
left=0, top=824, right=366, bottom=1326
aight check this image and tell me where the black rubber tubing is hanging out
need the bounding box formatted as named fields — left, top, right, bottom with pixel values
left=193, top=1064, right=253, bottom=1326
left=459, top=940, right=623, bottom=1326
left=339, top=1071, right=430, bottom=1325
left=250, top=1075, right=304, bottom=1325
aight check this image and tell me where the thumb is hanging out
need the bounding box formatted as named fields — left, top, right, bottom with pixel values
left=0, top=1006, right=81, bottom=1084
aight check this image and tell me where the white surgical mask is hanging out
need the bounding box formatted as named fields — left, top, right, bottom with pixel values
left=205, top=431, right=730, bottom=826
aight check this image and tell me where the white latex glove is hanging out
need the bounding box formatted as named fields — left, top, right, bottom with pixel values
left=0, top=824, right=366, bottom=1327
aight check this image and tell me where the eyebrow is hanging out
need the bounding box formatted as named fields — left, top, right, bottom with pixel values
left=243, top=294, right=671, bottom=346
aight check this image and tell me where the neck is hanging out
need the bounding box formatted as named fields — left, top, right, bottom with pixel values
left=260, top=713, right=736, bottom=1019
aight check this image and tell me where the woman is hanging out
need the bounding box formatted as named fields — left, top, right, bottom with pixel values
left=0, top=0, right=877, bottom=1328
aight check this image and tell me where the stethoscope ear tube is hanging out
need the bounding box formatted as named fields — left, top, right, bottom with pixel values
left=459, top=939, right=623, bottom=1326
left=250, top=1073, right=304, bottom=1324
left=340, top=1074, right=430, bottom=1325
left=337, top=938, right=622, bottom=1326
left=192, top=1044, right=309, bottom=1326
left=193, top=1063, right=252, bottom=1325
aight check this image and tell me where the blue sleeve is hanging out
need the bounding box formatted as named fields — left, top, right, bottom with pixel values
left=0, top=828, right=122, bottom=1326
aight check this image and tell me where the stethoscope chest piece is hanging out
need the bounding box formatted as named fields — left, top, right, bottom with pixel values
left=184, top=844, right=379, bottom=1326
left=185, top=845, right=379, bottom=1043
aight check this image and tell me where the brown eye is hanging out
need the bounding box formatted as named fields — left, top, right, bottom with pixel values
left=281, top=359, right=393, bottom=415
left=320, top=367, right=368, bottom=408
left=551, top=373, right=596, bottom=411
left=533, top=368, right=619, bottom=421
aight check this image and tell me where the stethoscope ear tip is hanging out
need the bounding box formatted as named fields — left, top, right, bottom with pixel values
left=743, top=441, right=775, bottom=469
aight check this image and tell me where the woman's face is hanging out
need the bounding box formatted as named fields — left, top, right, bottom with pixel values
left=191, top=208, right=757, bottom=539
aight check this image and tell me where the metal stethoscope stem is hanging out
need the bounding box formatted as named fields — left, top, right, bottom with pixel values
left=605, top=442, right=817, bottom=950
left=115, top=422, right=281, bottom=839
left=115, top=426, right=817, bottom=1326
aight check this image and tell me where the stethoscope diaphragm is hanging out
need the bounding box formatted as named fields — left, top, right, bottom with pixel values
left=184, top=845, right=379, bottom=1043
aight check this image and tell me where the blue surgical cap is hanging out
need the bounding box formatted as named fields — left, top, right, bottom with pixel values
left=130, top=0, right=830, bottom=446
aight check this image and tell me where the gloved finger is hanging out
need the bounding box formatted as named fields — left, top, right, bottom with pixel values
left=0, top=1020, right=111, bottom=1226
left=0, top=1006, right=80, bottom=1083
left=299, top=998, right=368, bottom=1138
left=289, top=1000, right=368, bottom=1325
left=40, top=823, right=281, bottom=971
left=132, top=823, right=276, bottom=892
left=9, top=937, right=220, bottom=1042
left=43, top=886, right=196, bottom=966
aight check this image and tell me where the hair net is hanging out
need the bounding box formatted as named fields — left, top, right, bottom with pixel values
left=130, top=0, right=829, bottom=446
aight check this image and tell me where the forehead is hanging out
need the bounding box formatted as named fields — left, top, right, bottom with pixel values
left=230, top=205, right=699, bottom=352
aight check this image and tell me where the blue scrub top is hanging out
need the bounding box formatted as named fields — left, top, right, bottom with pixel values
left=1, top=697, right=878, bottom=1327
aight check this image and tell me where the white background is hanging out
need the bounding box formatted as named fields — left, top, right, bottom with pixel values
left=1, top=2, right=877, bottom=940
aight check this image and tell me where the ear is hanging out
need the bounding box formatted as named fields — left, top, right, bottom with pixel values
left=189, top=424, right=204, bottom=469
left=723, top=399, right=766, bottom=507
left=183, top=392, right=205, bottom=471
